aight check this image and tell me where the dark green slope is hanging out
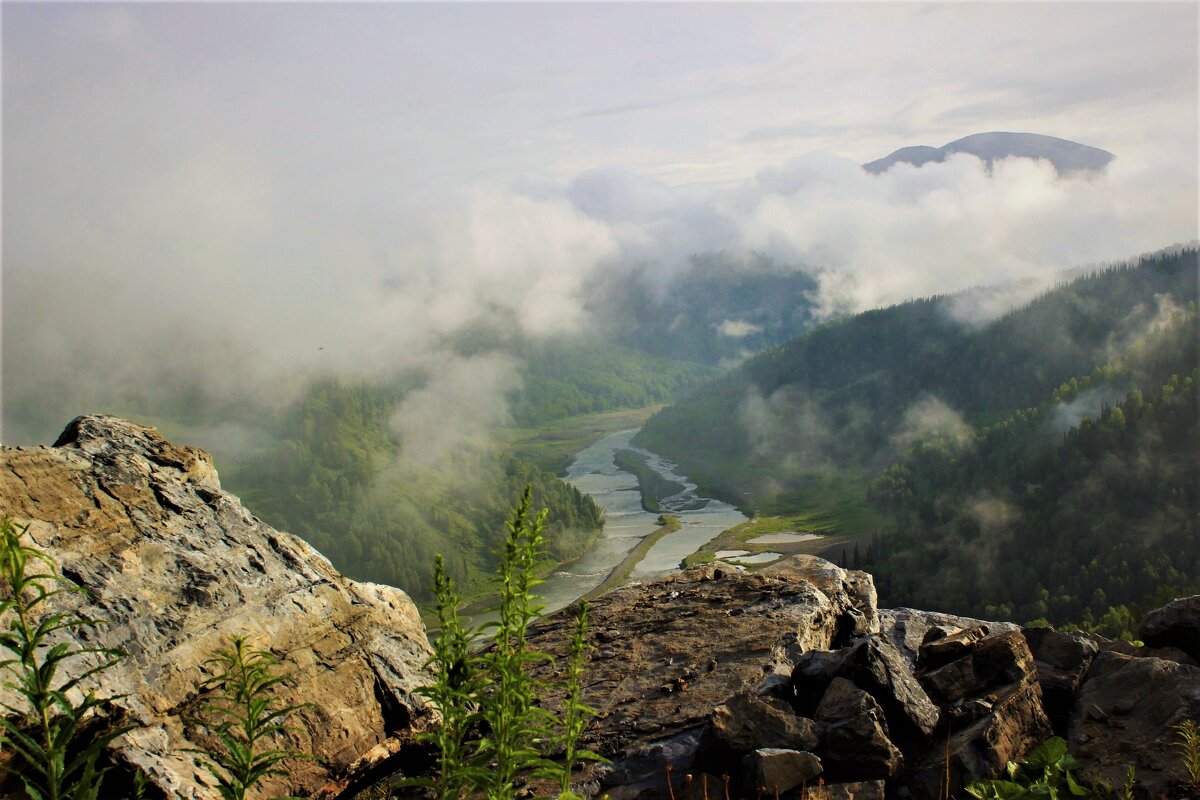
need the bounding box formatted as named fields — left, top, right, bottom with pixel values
left=868, top=353, right=1198, bottom=632
left=510, top=337, right=718, bottom=427
left=220, top=338, right=715, bottom=601
left=638, top=247, right=1198, bottom=631
left=224, top=380, right=606, bottom=601
left=637, top=248, right=1199, bottom=512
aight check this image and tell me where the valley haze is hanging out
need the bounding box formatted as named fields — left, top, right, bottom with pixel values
left=3, top=2, right=1196, bottom=458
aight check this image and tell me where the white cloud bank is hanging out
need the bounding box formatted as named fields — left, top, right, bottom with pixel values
left=6, top=144, right=1194, bottom=447
left=3, top=3, right=1196, bottom=448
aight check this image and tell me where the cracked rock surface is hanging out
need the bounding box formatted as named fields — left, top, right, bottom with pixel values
left=0, top=415, right=434, bottom=799
left=524, top=558, right=879, bottom=798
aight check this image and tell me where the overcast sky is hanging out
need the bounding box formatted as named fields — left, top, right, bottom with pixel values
left=3, top=2, right=1198, bottom=444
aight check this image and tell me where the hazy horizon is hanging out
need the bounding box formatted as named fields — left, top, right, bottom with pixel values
left=3, top=1, right=1198, bottom=446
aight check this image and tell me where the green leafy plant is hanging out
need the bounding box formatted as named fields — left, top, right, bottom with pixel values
left=0, top=515, right=132, bottom=800
left=965, top=737, right=1091, bottom=799
left=475, top=488, right=559, bottom=799
left=190, top=636, right=313, bottom=800
left=1175, top=718, right=1200, bottom=792
left=557, top=599, right=604, bottom=799
left=417, top=555, right=487, bottom=800
left=411, top=486, right=605, bottom=800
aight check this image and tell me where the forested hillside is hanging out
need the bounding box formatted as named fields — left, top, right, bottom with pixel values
left=584, top=253, right=821, bottom=364
left=511, top=338, right=717, bottom=425
left=218, top=338, right=713, bottom=600
left=866, top=304, right=1198, bottom=632
left=637, top=249, right=1198, bottom=509
left=224, top=380, right=604, bottom=600
left=637, top=249, right=1199, bottom=629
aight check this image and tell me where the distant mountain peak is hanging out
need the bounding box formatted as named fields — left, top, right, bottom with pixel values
left=863, top=132, right=1115, bottom=176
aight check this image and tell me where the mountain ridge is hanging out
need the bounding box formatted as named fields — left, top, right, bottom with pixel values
left=864, top=131, right=1116, bottom=175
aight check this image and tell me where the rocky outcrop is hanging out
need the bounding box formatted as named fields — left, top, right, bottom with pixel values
left=525, top=561, right=1200, bottom=799
left=523, top=558, right=1060, bottom=799
left=7, top=415, right=1200, bottom=800
left=1022, top=627, right=1099, bottom=735
left=524, top=559, right=879, bottom=798
left=879, top=607, right=1019, bottom=670
left=0, top=415, right=435, bottom=799
left=1069, top=652, right=1200, bottom=798
left=764, top=555, right=879, bottom=640
left=907, top=630, right=1053, bottom=798
left=1138, top=595, right=1200, bottom=662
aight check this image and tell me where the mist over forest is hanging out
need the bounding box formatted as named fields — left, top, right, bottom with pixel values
left=4, top=4, right=1197, bottom=451
left=2, top=3, right=1197, bottom=613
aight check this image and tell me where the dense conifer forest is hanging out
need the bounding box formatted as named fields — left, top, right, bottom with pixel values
left=868, top=337, right=1198, bottom=634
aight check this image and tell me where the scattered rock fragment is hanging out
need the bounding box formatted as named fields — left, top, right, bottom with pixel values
left=741, top=748, right=822, bottom=795
left=708, top=692, right=819, bottom=756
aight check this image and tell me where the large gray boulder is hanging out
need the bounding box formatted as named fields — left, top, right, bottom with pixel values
left=1139, top=595, right=1200, bottom=662
left=0, top=415, right=435, bottom=799
left=764, top=554, right=880, bottom=641
left=792, top=635, right=940, bottom=750
left=815, top=678, right=904, bottom=780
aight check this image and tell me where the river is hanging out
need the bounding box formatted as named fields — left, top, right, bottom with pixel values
left=534, top=429, right=748, bottom=614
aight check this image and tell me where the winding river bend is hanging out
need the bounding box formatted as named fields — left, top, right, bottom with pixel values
left=535, top=429, right=747, bottom=613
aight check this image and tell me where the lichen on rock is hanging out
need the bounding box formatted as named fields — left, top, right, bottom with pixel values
left=0, top=415, right=435, bottom=799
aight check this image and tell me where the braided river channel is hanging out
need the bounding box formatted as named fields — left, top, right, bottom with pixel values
left=534, top=428, right=748, bottom=614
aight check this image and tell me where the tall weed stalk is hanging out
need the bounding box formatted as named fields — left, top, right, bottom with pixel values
left=0, top=515, right=132, bottom=800
left=413, top=486, right=605, bottom=800
left=190, top=637, right=313, bottom=800
left=558, top=599, right=603, bottom=799
left=420, top=555, right=486, bottom=800
left=1175, top=719, right=1200, bottom=792
left=476, top=488, right=558, bottom=799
